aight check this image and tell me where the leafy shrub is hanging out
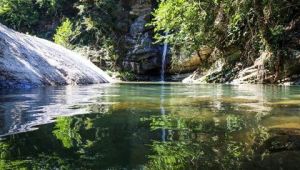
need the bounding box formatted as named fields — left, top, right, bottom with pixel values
left=54, top=19, right=77, bottom=47
left=119, top=71, right=136, bottom=81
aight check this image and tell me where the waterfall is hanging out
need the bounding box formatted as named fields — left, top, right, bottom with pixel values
left=161, top=33, right=168, bottom=81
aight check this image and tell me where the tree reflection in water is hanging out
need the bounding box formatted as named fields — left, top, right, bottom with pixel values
left=0, top=84, right=300, bottom=169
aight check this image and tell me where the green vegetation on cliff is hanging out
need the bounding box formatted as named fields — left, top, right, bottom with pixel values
left=151, top=0, right=300, bottom=83
left=0, top=0, right=76, bottom=35
left=0, top=0, right=299, bottom=82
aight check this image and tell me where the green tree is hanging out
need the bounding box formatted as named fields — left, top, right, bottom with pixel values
left=151, top=0, right=299, bottom=78
left=150, top=0, right=216, bottom=58
left=0, top=0, right=38, bottom=31
left=71, top=0, right=122, bottom=68
left=0, top=0, right=77, bottom=35
left=53, top=117, right=82, bottom=148
left=54, top=18, right=77, bottom=48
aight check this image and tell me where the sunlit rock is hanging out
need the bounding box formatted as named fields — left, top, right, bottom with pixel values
left=0, top=24, right=113, bottom=88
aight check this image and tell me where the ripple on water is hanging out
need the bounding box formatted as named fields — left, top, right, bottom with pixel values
left=0, top=84, right=300, bottom=169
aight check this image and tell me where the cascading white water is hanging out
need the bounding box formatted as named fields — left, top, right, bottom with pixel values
left=161, top=33, right=168, bottom=81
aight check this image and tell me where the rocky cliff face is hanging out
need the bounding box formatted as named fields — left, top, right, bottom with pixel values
left=0, top=24, right=113, bottom=88
left=118, top=0, right=208, bottom=81
left=183, top=16, right=300, bottom=85
left=183, top=49, right=300, bottom=85
left=119, top=0, right=165, bottom=78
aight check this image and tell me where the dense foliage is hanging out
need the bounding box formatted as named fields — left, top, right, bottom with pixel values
left=0, top=0, right=299, bottom=80
left=151, top=0, right=300, bottom=78
left=70, top=0, right=122, bottom=67
left=0, top=0, right=122, bottom=69
left=150, top=0, right=216, bottom=56
left=0, top=0, right=75, bottom=35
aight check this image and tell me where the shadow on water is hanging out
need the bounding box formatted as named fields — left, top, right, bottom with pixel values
left=0, top=83, right=300, bottom=169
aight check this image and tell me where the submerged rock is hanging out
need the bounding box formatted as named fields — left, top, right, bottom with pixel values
left=0, top=24, right=113, bottom=88
left=243, top=128, right=300, bottom=169
left=264, top=128, right=300, bottom=152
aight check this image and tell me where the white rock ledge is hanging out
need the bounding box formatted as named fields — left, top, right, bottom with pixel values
left=0, top=23, right=113, bottom=88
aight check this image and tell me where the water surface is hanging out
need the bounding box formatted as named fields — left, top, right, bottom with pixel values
left=1, top=83, right=300, bottom=169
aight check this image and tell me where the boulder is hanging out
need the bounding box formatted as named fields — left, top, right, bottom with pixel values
left=0, top=24, right=113, bottom=88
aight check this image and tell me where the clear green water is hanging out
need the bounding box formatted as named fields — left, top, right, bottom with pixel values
left=1, top=83, right=300, bottom=169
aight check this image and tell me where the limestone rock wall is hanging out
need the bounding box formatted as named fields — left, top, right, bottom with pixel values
left=120, top=0, right=163, bottom=75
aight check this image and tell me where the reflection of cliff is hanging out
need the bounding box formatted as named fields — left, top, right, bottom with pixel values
left=145, top=84, right=300, bottom=169
left=0, top=85, right=114, bottom=137
left=0, top=84, right=300, bottom=169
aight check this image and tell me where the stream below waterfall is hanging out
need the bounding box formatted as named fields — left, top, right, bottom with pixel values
left=1, top=83, right=300, bottom=169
